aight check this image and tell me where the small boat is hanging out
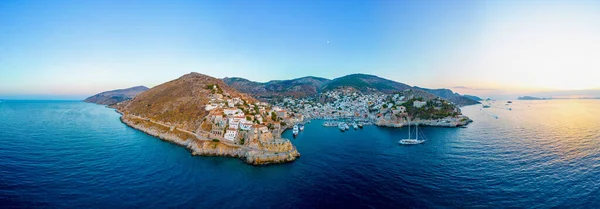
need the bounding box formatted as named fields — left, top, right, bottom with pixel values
left=299, top=124, right=304, bottom=131
left=358, top=122, right=363, bottom=129
left=352, top=122, right=358, bottom=130
left=338, top=123, right=346, bottom=132
left=344, top=123, right=350, bottom=130
left=507, top=101, right=513, bottom=103
left=292, top=125, right=299, bottom=136
left=399, top=119, right=425, bottom=145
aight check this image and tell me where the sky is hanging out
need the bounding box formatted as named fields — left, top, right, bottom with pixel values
left=1, top=0, right=599, bottom=99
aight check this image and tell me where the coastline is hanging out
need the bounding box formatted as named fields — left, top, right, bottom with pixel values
left=115, top=109, right=300, bottom=165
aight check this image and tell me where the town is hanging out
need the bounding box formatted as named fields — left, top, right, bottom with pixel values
left=200, top=85, right=472, bottom=147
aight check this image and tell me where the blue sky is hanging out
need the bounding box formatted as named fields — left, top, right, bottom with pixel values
left=1, top=0, right=599, bottom=99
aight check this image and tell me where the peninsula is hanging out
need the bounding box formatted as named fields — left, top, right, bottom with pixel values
left=113, top=73, right=300, bottom=165
left=84, top=86, right=148, bottom=105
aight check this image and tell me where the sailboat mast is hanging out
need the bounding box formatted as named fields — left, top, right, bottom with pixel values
left=416, top=124, right=418, bottom=140
left=408, top=116, right=411, bottom=139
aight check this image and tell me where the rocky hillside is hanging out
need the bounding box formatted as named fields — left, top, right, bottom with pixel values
left=120, top=72, right=257, bottom=131
left=320, top=74, right=412, bottom=94
left=84, top=86, right=148, bottom=105
left=415, top=87, right=480, bottom=106
left=223, top=76, right=330, bottom=99
left=224, top=73, right=479, bottom=106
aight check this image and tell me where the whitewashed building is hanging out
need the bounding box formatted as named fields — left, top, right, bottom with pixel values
left=413, top=101, right=427, bottom=108
left=224, top=129, right=237, bottom=141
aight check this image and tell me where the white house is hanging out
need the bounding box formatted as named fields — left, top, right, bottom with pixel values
left=228, top=118, right=240, bottom=129
left=205, top=104, right=218, bottom=111
left=233, top=111, right=245, bottom=117
left=413, top=101, right=427, bottom=108
left=240, top=122, right=253, bottom=131
left=224, top=108, right=240, bottom=116
left=224, top=129, right=237, bottom=141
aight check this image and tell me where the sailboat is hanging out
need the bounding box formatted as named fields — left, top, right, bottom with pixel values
left=399, top=118, right=425, bottom=145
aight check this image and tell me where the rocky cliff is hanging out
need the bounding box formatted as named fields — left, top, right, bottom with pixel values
left=120, top=115, right=300, bottom=165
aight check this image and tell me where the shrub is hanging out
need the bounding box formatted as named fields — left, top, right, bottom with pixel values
left=212, top=139, right=220, bottom=142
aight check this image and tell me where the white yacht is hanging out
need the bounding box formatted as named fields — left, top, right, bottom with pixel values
left=338, top=122, right=346, bottom=132
left=292, top=125, right=299, bottom=136
left=299, top=124, right=304, bottom=131
left=352, top=122, right=358, bottom=130
left=399, top=119, right=425, bottom=145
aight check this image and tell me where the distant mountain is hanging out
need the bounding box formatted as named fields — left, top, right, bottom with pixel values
left=414, top=87, right=480, bottom=106
left=321, top=74, right=412, bottom=94
left=224, top=73, right=479, bottom=106
left=518, top=96, right=549, bottom=100
left=463, top=95, right=483, bottom=101
left=223, top=76, right=330, bottom=99
left=84, top=86, right=149, bottom=105
left=121, top=72, right=257, bottom=131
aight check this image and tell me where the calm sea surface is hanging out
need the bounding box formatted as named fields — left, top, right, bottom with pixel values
left=1, top=100, right=599, bottom=208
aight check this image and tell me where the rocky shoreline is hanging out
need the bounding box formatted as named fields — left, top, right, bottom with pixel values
left=119, top=114, right=299, bottom=165
left=374, top=115, right=473, bottom=128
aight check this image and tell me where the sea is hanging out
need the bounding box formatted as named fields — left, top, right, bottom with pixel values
left=1, top=100, right=599, bottom=208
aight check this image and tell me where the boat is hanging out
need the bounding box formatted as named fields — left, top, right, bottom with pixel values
left=343, top=123, right=350, bottom=130
left=399, top=118, right=425, bottom=145
left=507, top=101, right=513, bottom=103
left=338, top=123, right=346, bottom=132
left=352, top=122, right=358, bottom=130
left=358, top=122, right=363, bottom=129
left=298, top=124, right=304, bottom=131
left=292, top=125, right=299, bottom=136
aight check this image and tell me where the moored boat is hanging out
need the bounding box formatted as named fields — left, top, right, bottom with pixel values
left=338, top=123, right=346, bottom=132
left=292, top=125, right=299, bottom=136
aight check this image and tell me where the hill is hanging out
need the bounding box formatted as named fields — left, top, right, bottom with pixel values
left=120, top=72, right=257, bottom=131
left=321, top=74, right=412, bottom=94
left=224, top=73, right=479, bottom=106
left=223, top=76, right=330, bottom=99
left=84, top=86, right=148, bottom=105
left=414, top=87, right=480, bottom=106
left=463, top=95, right=483, bottom=101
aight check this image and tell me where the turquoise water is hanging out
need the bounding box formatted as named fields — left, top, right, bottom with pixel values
left=1, top=100, right=599, bottom=208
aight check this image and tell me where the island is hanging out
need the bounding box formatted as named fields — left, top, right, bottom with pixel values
left=89, top=72, right=473, bottom=165
left=518, top=96, right=550, bottom=100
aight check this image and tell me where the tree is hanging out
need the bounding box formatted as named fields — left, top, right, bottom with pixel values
left=271, top=112, right=278, bottom=121
left=382, top=104, right=388, bottom=109
left=246, top=116, right=251, bottom=121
